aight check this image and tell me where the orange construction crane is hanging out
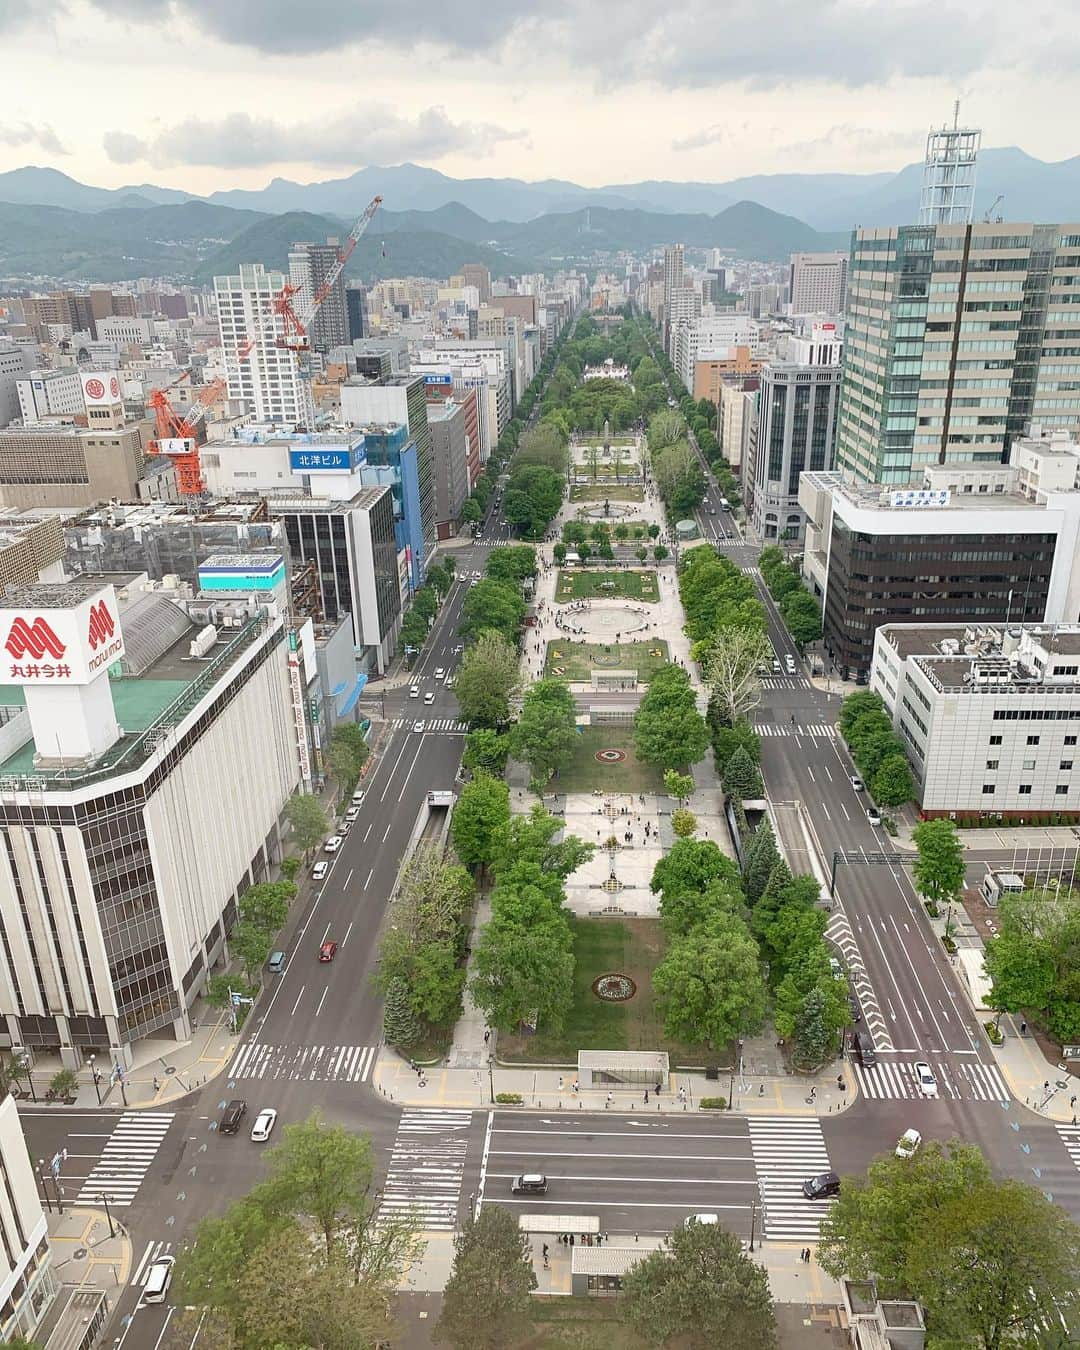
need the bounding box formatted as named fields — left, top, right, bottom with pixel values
left=147, top=373, right=226, bottom=496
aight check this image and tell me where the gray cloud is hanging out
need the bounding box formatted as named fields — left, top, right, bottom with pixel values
left=778, top=125, right=927, bottom=159
left=103, top=106, right=524, bottom=169
left=0, top=122, right=68, bottom=154
left=86, top=0, right=1019, bottom=89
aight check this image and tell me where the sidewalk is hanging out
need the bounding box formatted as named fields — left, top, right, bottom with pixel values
left=47, top=1204, right=133, bottom=1291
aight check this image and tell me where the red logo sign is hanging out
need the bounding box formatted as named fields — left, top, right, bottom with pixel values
left=84, top=378, right=105, bottom=399
left=87, top=601, right=115, bottom=650
left=4, top=617, right=66, bottom=661
left=109, top=376, right=120, bottom=398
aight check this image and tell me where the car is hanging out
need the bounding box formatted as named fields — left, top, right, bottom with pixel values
left=219, top=1099, right=247, bottom=1135
left=511, top=1173, right=548, bottom=1194
left=852, top=1032, right=877, bottom=1068
left=312, top=861, right=329, bottom=881
left=829, top=955, right=843, bottom=979
left=914, top=1061, right=938, bottom=1098
left=339, top=821, right=351, bottom=836
left=719, top=496, right=731, bottom=511
left=323, top=836, right=343, bottom=853
left=351, top=789, right=366, bottom=807
left=413, top=720, right=425, bottom=733
left=850, top=774, right=864, bottom=791
left=345, top=806, right=360, bottom=823
left=706, top=504, right=717, bottom=515
left=772, top=658, right=781, bottom=673
left=267, top=950, right=286, bottom=974
left=319, top=940, right=338, bottom=963
left=143, top=1253, right=175, bottom=1304
left=684, top=1213, right=719, bottom=1226
left=895, top=1127, right=922, bottom=1159
left=424, top=691, right=435, bottom=705
left=802, top=1171, right=841, bottom=1200
left=848, top=994, right=862, bottom=1023
left=409, top=685, right=420, bottom=699
left=785, top=654, right=796, bottom=673
left=250, top=1107, right=278, bottom=1142
left=866, top=805, right=882, bottom=825
left=434, top=667, right=445, bottom=680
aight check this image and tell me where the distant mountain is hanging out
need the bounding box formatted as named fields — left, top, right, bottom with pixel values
left=0, top=165, right=195, bottom=212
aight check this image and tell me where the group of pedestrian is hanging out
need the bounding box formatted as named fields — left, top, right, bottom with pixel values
left=555, top=1232, right=606, bottom=1248
left=800, top=1247, right=813, bottom=1263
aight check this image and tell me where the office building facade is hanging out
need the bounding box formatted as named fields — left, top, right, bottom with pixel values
left=214, top=264, right=316, bottom=426
left=789, top=252, right=848, bottom=315
left=662, top=244, right=685, bottom=355
left=288, top=240, right=348, bottom=354
left=0, top=1097, right=57, bottom=1342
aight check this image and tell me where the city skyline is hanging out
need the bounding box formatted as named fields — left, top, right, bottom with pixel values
left=1, top=0, right=1078, bottom=192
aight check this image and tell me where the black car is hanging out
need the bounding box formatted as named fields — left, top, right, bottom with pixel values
left=220, top=1099, right=247, bottom=1135
left=848, top=994, right=862, bottom=1023
left=802, top=1171, right=841, bottom=1200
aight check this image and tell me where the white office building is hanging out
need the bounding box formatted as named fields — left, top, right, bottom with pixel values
left=15, top=371, right=84, bottom=425
left=0, top=1096, right=57, bottom=1341
left=789, top=252, right=848, bottom=316
left=95, top=315, right=154, bottom=347
left=719, top=383, right=757, bottom=472
left=676, top=313, right=761, bottom=390
left=0, top=572, right=300, bottom=1067
left=214, top=264, right=315, bottom=427
left=0, top=347, right=33, bottom=430
left=871, top=621, right=1080, bottom=821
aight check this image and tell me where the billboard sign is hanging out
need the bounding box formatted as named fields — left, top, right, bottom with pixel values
left=0, top=585, right=125, bottom=685
left=423, top=373, right=453, bottom=386
left=288, top=446, right=365, bottom=474
left=889, top=489, right=950, bottom=509
left=81, top=372, right=121, bottom=406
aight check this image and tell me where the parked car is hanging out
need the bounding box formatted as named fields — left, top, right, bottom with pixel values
left=914, top=1061, right=939, bottom=1098
left=351, top=789, right=366, bottom=807
left=852, top=1032, right=877, bottom=1068
left=312, top=861, right=329, bottom=880
left=345, top=806, right=360, bottom=822
left=829, top=955, right=843, bottom=979
left=848, top=994, right=861, bottom=1023
left=323, top=836, right=343, bottom=853
left=267, top=951, right=286, bottom=974
left=319, top=940, right=338, bottom=963
left=895, top=1127, right=922, bottom=1159
left=802, top=1171, right=841, bottom=1200
left=684, top=1213, right=719, bottom=1226
left=250, top=1107, right=278, bottom=1142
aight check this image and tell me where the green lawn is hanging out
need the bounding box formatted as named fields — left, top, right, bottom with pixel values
left=553, top=724, right=667, bottom=795
left=545, top=640, right=670, bottom=682
left=555, top=569, right=659, bottom=602
left=499, top=915, right=711, bottom=1066
left=569, top=484, right=644, bottom=503
left=522, top=1299, right=648, bottom=1349
left=572, top=465, right=642, bottom=480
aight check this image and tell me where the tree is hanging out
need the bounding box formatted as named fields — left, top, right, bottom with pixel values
left=469, top=913, right=574, bottom=1034
left=793, top=985, right=832, bottom=1066
left=485, top=545, right=537, bottom=585
left=653, top=910, right=766, bottom=1048
left=663, top=768, right=695, bottom=802
left=870, top=753, right=914, bottom=807
left=710, top=717, right=761, bottom=774
left=261, top=1111, right=375, bottom=1259
left=461, top=496, right=481, bottom=524
left=509, top=679, right=578, bottom=784
left=983, top=888, right=1080, bottom=1042
left=231, top=921, right=273, bottom=985
left=654, top=544, right=669, bottom=561
left=722, top=746, right=763, bottom=799
left=621, top=1221, right=777, bottom=1350
left=280, top=856, right=301, bottom=882
left=701, top=627, right=770, bottom=725
left=409, top=941, right=467, bottom=1026
left=239, top=881, right=294, bottom=935
left=454, top=632, right=520, bottom=727
left=818, top=1138, right=992, bottom=1293
left=459, top=578, right=525, bottom=645
left=286, top=793, right=329, bottom=857
left=463, top=727, right=510, bottom=778
left=634, top=663, right=709, bottom=772
left=671, top=808, right=698, bottom=837
left=742, top=821, right=779, bottom=904
left=435, top=1206, right=537, bottom=1350
left=780, top=588, right=822, bottom=646
left=173, top=1197, right=290, bottom=1330
left=552, top=542, right=567, bottom=565
left=651, top=838, right=740, bottom=906
left=838, top=690, right=885, bottom=740
left=912, top=818, right=966, bottom=913
left=451, top=774, right=511, bottom=873
left=383, top=976, right=420, bottom=1048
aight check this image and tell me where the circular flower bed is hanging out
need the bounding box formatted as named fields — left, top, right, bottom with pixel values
left=594, top=747, right=627, bottom=763
left=592, top=973, right=637, bottom=1002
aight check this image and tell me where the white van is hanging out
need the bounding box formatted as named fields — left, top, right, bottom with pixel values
left=143, top=1254, right=174, bottom=1304
left=719, top=496, right=731, bottom=511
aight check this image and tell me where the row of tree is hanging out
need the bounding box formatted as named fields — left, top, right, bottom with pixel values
left=837, top=690, right=916, bottom=809
left=647, top=406, right=708, bottom=517
left=400, top=559, right=457, bottom=657
left=984, top=884, right=1080, bottom=1043
left=757, top=545, right=823, bottom=648
left=633, top=662, right=710, bottom=773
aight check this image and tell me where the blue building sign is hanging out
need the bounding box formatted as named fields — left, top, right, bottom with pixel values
left=289, top=444, right=366, bottom=473
left=423, top=373, right=453, bottom=387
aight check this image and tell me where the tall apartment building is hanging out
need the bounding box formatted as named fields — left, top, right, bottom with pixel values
left=790, top=252, right=849, bottom=315
left=718, top=382, right=759, bottom=472
left=461, top=264, right=491, bottom=304
left=662, top=244, right=685, bottom=355
left=837, top=222, right=1080, bottom=486
left=427, top=400, right=470, bottom=538
left=214, top=264, right=316, bottom=426
left=345, top=283, right=367, bottom=342
left=20, top=291, right=95, bottom=339
left=749, top=334, right=842, bottom=541
left=288, top=240, right=348, bottom=354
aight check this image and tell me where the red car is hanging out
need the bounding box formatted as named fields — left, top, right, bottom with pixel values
left=318, top=941, right=337, bottom=963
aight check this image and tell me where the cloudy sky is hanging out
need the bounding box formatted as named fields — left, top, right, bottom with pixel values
left=0, top=0, right=1073, bottom=192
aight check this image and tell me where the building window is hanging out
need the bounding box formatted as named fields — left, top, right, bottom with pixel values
left=1027, top=735, right=1040, bottom=745
left=1018, top=784, right=1033, bottom=794
left=982, top=784, right=996, bottom=794
left=1067, top=736, right=1078, bottom=746
left=1061, top=761, right=1074, bottom=771
left=990, top=735, right=1003, bottom=745
left=1023, top=759, right=1037, bottom=770
left=986, top=760, right=999, bottom=770
left=1057, top=785, right=1069, bottom=795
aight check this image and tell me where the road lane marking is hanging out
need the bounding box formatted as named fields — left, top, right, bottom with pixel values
left=365, top=868, right=374, bottom=888
left=315, top=987, right=328, bottom=1017
left=342, top=921, right=354, bottom=947
left=291, top=986, right=305, bottom=1015
left=363, top=824, right=373, bottom=842
left=344, top=868, right=354, bottom=888
left=382, top=822, right=393, bottom=841
left=320, top=921, right=331, bottom=943
left=839, top=802, right=850, bottom=820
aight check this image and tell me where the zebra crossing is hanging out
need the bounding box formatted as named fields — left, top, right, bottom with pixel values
left=853, top=1057, right=1010, bottom=1104
left=75, top=1111, right=174, bottom=1208
left=1057, top=1124, right=1080, bottom=1174
left=741, top=565, right=762, bottom=577
left=228, top=1042, right=377, bottom=1084
left=378, top=1108, right=472, bottom=1231
left=747, top=1116, right=834, bottom=1241
left=759, top=677, right=810, bottom=691
left=825, top=910, right=892, bottom=1051
left=391, top=717, right=467, bottom=734
left=757, top=722, right=835, bottom=738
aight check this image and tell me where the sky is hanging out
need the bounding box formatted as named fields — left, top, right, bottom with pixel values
left=0, top=0, right=1076, bottom=194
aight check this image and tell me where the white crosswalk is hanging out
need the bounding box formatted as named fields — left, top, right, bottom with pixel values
left=757, top=722, right=835, bottom=738
left=391, top=717, right=467, bottom=734
left=748, top=1116, right=834, bottom=1241
left=228, top=1042, right=376, bottom=1084
left=378, top=1108, right=472, bottom=1231
left=75, top=1111, right=174, bottom=1208
left=854, top=1057, right=1010, bottom=1103
left=1057, top=1124, right=1080, bottom=1174
left=741, top=565, right=762, bottom=576
left=758, top=677, right=808, bottom=691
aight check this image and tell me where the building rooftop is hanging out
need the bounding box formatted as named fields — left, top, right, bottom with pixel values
left=802, top=469, right=1041, bottom=514
left=260, top=486, right=389, bottom=513
left=878, top=622, right=1080, bottom=695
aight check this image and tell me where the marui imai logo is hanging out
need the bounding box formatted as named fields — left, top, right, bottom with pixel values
left=84, top=378, right=105, bottom=400
left=87, top=600, right=115, bottom=650
left=4, top=616, right=66, bottom=661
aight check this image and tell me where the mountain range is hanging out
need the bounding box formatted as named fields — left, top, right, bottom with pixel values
left=3, top=146, right=1080, bottom=229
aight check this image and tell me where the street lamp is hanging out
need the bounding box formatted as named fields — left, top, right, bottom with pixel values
left=99, top=1193, right=115, bottom=1239
left=487, top=1054, right=495, bottom=1104
left=748, top=1198, right=758, bottom=1252
left=15, top=1051, right=35, bottom=1102
left=88, top=1055, right=102, bottom=1106
left=37, top=1161, right=53, bottom=1214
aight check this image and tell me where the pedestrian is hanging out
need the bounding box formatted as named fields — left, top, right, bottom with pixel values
left=152, top=1076, right=160, bottom=1092
left=558, top=1075, right=564, bottom=1090
left=542, top=1242, right=549, bottom=1263
left=655, top=1081, right=662, bottom=1095
left=483, top=1029, right=491, bottom=1044
left=606, top=1091, right=613, bottom=1108
left=644, top=1089, right=649, bottom=1104
left=572, top=1079, right=579, bottom=1094
left=809, top=1086, right=816, bottom=1101
left=1072, top=1096, right=1077, bottom=1109
left=678, top=1086, right=686, bottom=1103
left=1045, top=1080, right=1051, bottom=1093
left=569, top=1234, right=575, bottom=1246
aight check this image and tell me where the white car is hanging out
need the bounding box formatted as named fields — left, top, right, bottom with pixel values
left=684, top=1213, right=719, bottom=1227
left=323, top=836, right=343, bottom=853
left=312, top=861, right=329, bottom=881
left=434, top=667, right=446, bottom=680
left=895, top=1128, right=922, bottom=1159
left=351, top=789, right=366, bottom=807
left=850, top=775, right=864, bottom=792
left=345, top=806, right=360, bottom=822
left=143, top=1253, right=174, bottom=1305
left=413, top=720, right=425, bottom=733
left=250, top=1108, right=278, bottom=1142
left=424, top=691, right=435, bottom=705
left=866, top=805, right=882, bottom=826
left=914, top=1062, right=938, bottom=1098
left=409, top=685, right=420, bottom=699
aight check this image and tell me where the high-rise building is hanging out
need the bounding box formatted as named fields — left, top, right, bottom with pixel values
left=662, top=244, right=685, bottom=354
left=461, top=264, right=492, bottom=304
left=288, top=240, right=348, bottom=354
left=214, top=264, right=316, bottom=426
left=345, top=283, right=367, bottom=343
left=790, top=252, right=849, bottom=315
left=427, top=400, right=470, bottom=539
left=838, top=222, right=1080, bottom=485
left=15, top=369, right=84, bottom=424
left=0, top=345, right=33, bottom=427
left=0, top=1095, right=59, bottom=1341
left=919, top=108, right=980, bottom=227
